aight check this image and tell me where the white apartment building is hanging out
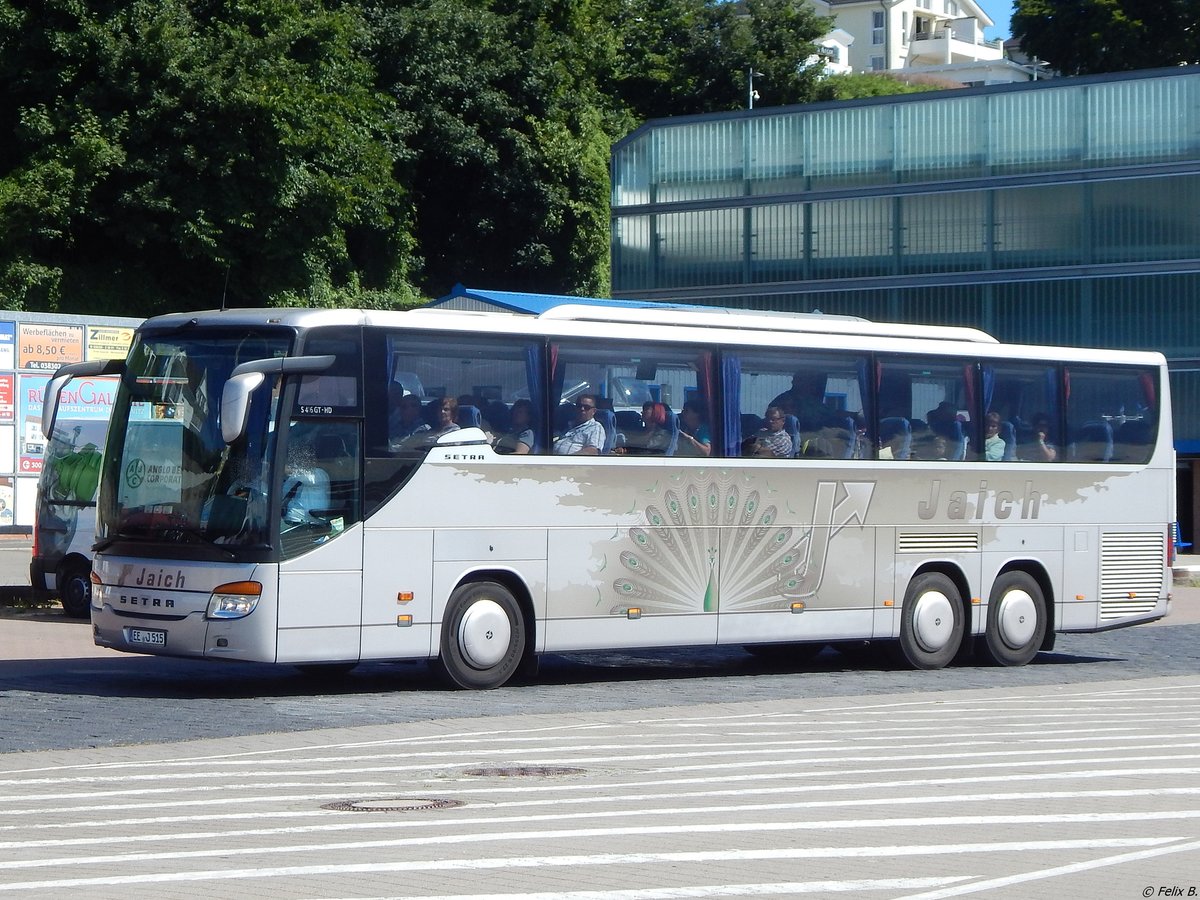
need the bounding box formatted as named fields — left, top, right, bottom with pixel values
left=817, top=0, right=1035, bottom=85
left=811, top=27, right=855, bottom=76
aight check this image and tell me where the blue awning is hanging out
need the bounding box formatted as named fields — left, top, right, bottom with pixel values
left=431, top=283, right=710, bottom=315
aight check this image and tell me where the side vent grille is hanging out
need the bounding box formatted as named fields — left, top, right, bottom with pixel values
left=897, top=532, right=980, bottom=554
left=1100, top=531, right=1164, bottom=620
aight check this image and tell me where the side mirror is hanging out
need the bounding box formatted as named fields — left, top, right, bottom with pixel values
left=220, top=372, right=265, bottom=444
left=42, top=359, right=125, bottom=436
left=219, top=354, right=334, bottom=444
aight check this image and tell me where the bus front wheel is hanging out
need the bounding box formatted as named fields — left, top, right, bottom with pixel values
left=437, top=582, right=526, bottom=690
left=980, top=571, right=1046, bottom=667
left=896, top=572, right=964, bottom=670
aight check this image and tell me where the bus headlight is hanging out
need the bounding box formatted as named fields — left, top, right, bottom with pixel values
left=207, top=581, right=262, bottom=619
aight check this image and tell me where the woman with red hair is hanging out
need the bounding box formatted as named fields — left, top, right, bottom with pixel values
left=617, top=401, right=671, bottom=455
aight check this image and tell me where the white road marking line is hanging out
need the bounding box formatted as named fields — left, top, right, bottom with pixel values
left=4, top=760, right=1200, bottom=816
left=1, top=813, right=1199, bottom=872
left=1, top=785, right=1199, bottom=849
left=0, top=838, right=1177, bottom=892
left=8, top=725, right=1200, bottom=777
left=891, top=838, right=1200, bottom=900
left=312, top=877, right=974, bottom=899
left=5, top=741, right=1200, bottom=790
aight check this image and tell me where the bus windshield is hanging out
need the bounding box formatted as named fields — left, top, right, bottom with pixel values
left=97, top=329, right=292, bottom=554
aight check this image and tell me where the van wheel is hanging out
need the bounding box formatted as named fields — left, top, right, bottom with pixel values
left=980, top=571, right=1046, bottom=667
left=895, top=572, right=964, bottom=670
left=59, top=562, right=92, bottom=619
left=436, top=582, right=526, bottom=690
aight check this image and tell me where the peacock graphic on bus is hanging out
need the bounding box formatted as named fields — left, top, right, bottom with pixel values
left=610, top=471, right=874, bottom=615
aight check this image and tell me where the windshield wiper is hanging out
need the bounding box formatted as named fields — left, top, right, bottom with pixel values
left=104, top=507, right=237, bottom=559
left=157, top=523, right=238, bottom=560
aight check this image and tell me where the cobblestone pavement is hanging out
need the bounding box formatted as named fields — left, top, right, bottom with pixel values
left=0, top=597, right=1197, bottom=754
left=0, top=676, right=1197, bottom=899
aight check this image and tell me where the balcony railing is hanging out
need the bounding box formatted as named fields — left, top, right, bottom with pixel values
left=911, top=29, right=1004, bottom=49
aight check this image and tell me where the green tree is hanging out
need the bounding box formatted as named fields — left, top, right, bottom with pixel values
left=0, top=0, right=923, bottom=315
left=0, top=0, right=417, bottom=314
left=745, top=0, right=833, bottom=108
left=367, top=0, right=614, bottom=296
left=598, top=0, right=714, bottom=118
left=1012, top=0, right=1200, bottom=75
left=602, top=0, right=833, bottom=119
left=816, top=72, right=953, bottom=101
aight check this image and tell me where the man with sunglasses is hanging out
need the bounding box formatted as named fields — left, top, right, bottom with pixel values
left=749, top=405, right=794, bottom=458
left=554, top=394, right=605, bottom=455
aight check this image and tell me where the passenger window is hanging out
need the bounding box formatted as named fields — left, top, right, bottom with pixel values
left=731, top=351, right=869, bottom=460
left=1064, top=365, right=1158, bottom=464
left=877, top=358, right=976, bottom=461
left=361, top=332, right=544, bottom=513
left=983, top=362, right=1061, bottom=463
left=550, top=341, right=711, bottom=457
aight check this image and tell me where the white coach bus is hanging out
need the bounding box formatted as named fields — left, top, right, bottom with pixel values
left=44, top=302, right=1173, bottom=688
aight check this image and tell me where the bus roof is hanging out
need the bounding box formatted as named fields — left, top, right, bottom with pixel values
left=138, top=302, right=1166, bottom=369
left=144, top=299, right=984, bottom=343
left=535, top=303, right=998, bottom=344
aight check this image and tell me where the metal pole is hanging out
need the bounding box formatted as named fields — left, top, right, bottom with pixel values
left=748, top=69, right=764, bottom=109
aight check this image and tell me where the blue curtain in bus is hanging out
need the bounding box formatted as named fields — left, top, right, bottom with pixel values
left=546, top=344, right=566, bottom=436
left=856, top=357, right=870, bottom=429
left=721, top=354, right=741, bottom=457
left=524, top=345, right=547, bottom=435
left=981, top=365, right=995, bottom=412
left=696, top=351, right=717, bottom=433
left=847, top=357, right=872, bottom=458
left=1050, top=367, right=1063, bottom=443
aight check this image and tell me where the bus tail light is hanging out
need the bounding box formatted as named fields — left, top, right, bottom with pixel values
left=207, top=581, right=262, bottom=619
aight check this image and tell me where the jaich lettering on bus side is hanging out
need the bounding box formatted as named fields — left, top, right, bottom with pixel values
left=918, top=479, right=1044, bottom=520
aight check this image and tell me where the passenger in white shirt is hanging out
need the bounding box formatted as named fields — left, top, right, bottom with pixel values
left=554, top=395, right=605, bottom=455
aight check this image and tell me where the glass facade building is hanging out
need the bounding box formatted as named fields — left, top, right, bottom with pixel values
left=610, top=66, right=1200, bottom=530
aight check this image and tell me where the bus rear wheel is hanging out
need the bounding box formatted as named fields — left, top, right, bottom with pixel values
left=437, top=582, right=526, bottom=690
left=895, top=572, right=964, bottom=670
left=980, top=571, right=1046, bottom=667
left=59, top=561, right=92, bottom=619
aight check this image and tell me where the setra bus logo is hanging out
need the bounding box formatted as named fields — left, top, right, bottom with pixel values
left=118, top=594, right=176, bottom=609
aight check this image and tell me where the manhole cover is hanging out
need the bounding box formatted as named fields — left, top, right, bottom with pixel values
left=463, top=766, right=586, bottom=777
left=321, top=797, right=464, bottom=812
